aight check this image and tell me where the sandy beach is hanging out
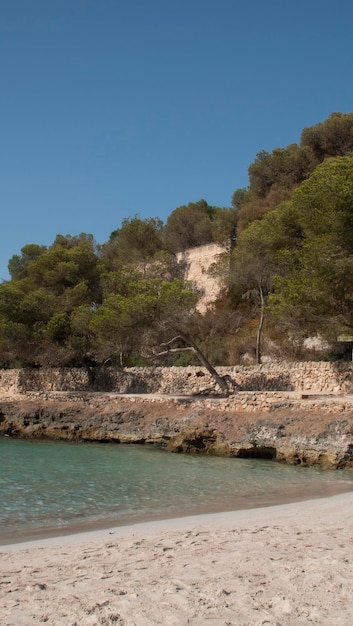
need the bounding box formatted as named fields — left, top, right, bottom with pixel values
left=1, top=493, right=353, bottom=625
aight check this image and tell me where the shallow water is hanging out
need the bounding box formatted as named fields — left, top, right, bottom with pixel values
left=1, top=437, right=352, bottom=542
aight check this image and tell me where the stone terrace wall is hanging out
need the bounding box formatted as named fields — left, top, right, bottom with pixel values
left=1, top=362, right=353, bottom=395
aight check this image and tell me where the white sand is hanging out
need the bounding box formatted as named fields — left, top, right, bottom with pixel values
left=1, top=493, right=353, bottom=625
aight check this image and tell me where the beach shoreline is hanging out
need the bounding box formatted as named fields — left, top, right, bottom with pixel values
left=1, top=477, right=352, bottom=549
left=1, top=488, right=353, bottom=552
left=1, top=492, right=353, bottom=624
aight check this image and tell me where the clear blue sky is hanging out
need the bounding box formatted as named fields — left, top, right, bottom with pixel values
left=2, top=0, right=353, bottom=280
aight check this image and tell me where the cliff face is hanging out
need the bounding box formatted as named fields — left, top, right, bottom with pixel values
left=1, top=391, right=353, bottom=469
left=175, top=243, right=224, bottom=313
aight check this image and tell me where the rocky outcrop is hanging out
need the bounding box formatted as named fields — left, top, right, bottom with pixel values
left=176, top=243, right=224, bottom=313
left=2, top=391, right=353, bottom=469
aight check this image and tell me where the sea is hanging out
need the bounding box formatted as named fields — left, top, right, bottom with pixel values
left=1, top=437, right=352, bottom=544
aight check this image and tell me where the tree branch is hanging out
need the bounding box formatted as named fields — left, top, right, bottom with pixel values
left=156, top=333, right=229, bottom=397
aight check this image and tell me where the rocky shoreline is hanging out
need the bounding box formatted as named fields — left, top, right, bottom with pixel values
left=1, top=391, right=353, bottom=469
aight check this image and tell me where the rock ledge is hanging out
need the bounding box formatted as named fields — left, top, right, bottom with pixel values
left=2, top=391, right=353, bottom=469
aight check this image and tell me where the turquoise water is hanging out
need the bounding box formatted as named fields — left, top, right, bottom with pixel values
left=1, top=437, right=352, bottom=542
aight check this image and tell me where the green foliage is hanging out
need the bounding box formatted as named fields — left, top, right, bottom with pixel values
left=164, top=199, right=236, bottom=252
left=0, top=319, right=34, bottom=366
left=8, top=244, right=47, bottom=281
left=164, top=200, right=214, bottom=252
left=232, top=112, right=353, bottom=237
left=229, top=200, right=302, bottom=299
left=235, top=186, right=293, bottom=233
left=89, top=278, right=198, bottom=365
left=3, top=112, right=353, bottom=367
left=248, top=144, right=315, bottom=199
left=102, top=216, right=164, bottom=270
left=46, top=313, right=72, bottom=343
left=26, top=233, right=101, bottom=301
left=0, top=234, right=102, bottom=366
left=231, top=187, right=251, bottom=210
left=290, top=156, right=353, bottom=250
left=226, top=155, right=353, bottom=350
left=210, top=207, right=238, bottom=248
left=301, top=112, right=353, bottom=161
left=268, top=156, right=353, bottom=338
left=0, top=282, right=56, bottom=327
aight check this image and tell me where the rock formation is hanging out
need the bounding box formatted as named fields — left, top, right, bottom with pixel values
left=1, top=390, right=353, bottom=469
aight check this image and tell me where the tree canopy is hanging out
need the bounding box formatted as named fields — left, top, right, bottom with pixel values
left=3, top=112, right=353, bottom=367
left=301, top=112, right=353, bottom=162
left=164, top=199, right=236, bottom=252
left=268, top=156, right=353, bottom=339
left=233, top=111, right=353, bottom=236
left=102, top=216, right=164, bottom=270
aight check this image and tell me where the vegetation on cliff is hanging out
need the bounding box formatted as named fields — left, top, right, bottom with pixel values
left=2, top=112, right=353, bottom=367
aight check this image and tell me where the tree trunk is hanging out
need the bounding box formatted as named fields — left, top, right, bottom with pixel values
left=157, top=333, right=229, bottom=396
left=83, top=362, right=96, bottom=387
left=256, top=284, right=265, bottom=365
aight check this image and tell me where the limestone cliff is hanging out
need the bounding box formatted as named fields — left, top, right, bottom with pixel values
left=176, top=243, right=224, bottom=313
left=1, top=391, right=353, bottom=470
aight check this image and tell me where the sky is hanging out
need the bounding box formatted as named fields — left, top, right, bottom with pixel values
left=1, top=0, right=353, bottom=280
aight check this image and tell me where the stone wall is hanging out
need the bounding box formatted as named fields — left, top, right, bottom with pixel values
left=1, top=361, right=352, bottom=395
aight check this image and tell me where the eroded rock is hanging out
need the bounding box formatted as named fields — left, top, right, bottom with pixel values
left=1, top=392, right=353, bottom=469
